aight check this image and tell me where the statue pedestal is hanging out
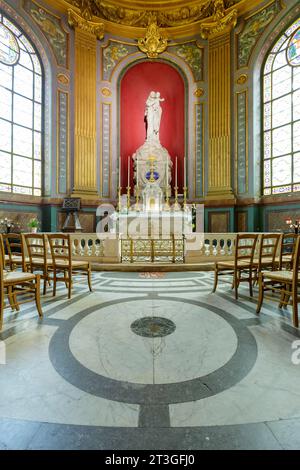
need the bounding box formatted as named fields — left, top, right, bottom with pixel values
left=133, top=140, right=172, bottom=196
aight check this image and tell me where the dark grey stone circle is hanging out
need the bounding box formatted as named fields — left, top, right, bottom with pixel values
left=131, top=316, right=176, bottom=338
left=48, top=296, right=258, bottom=405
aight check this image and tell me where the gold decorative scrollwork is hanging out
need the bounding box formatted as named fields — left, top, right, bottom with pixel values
left=137, top=21, right=168, bottom=59
left=194, top=88, right=204, bottom=97
left=68, top=8, right=105, bottom=40
left=101, top=87, right=112, bottom=97
left=57, top=73, right=70, bottom=84
left=237, top=74, right=248, bottom=85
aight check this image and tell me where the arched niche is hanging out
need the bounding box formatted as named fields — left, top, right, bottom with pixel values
left=102, top=49, right=200, bottom=200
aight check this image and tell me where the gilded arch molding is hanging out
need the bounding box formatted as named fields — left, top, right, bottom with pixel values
left=99, top=49, right=205, bottom=200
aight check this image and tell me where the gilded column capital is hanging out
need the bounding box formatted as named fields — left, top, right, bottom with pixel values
left=199, top=1, right=237, bottom=40
left=68, top=8, right=105, bottom=40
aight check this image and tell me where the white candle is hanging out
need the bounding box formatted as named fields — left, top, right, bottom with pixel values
left=119, top=155, right=121, bottom=187
left=184, top=156, right=186, bottom=188
left=175, top=156, right=178, bottom=187
left=127, top=156, right=130, bottom=187
left=136, top=158, right=139, bottom=188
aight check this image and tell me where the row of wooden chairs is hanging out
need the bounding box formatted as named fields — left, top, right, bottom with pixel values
left=0, top=234, right=42, bottom=331
left=0, top=233, right=92, bottom=330
left=212, top=233, right=299, bottom=328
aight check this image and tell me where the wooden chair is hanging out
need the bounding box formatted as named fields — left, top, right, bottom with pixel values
left=252, top=234, right=282, bottom=283
left=0, top=234, right=10, bottom=269
left=277, top=233, right=298, bottom=270
left=0, top=235, right=43, bottom=331
left=212, top=233, right=259, bottom=299
left=24, top=234, right=53, bottom=295
left=256, top=236, right=300, bottom=328
left=2, top=233, right=29, bottom=271
left=47, top=234, right=92, bottom=299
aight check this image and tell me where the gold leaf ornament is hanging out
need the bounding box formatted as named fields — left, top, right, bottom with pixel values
left=101, top=87, right=112, bottom=97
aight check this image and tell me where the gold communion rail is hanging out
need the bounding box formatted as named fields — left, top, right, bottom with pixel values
left=120, top=236, right=185, bottom=264
left=19, top=233, right=281, bottom=265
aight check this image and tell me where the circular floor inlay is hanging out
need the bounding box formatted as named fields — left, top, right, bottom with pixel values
left=130, top=317, right=176, bottom=338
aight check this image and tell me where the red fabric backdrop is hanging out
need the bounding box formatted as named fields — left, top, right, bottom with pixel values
left=120, top=61, right=185, bottom=192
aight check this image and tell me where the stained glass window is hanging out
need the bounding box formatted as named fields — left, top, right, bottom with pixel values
left=0, top=13, right=42, bottom=196
left=263, top=19, right=300, bottom=195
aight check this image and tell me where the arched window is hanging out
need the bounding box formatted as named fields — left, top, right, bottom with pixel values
left=0, top=12, right=42, bottom=196
left=263, top=18, right=300, bottom=195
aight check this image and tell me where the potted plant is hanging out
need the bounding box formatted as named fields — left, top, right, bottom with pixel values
left=27, top=217, right=39, bottom=233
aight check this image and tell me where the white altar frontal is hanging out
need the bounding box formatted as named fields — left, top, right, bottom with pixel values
left=112, top=90, right=191, bottom=238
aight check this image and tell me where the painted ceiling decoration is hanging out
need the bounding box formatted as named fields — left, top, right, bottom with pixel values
left=46, top=1, right=278, bottom=39
left=65, top=0, right=241, bottom=28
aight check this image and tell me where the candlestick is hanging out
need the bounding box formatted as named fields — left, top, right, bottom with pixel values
left=117, top=186, right=122, bottom=212
left=183, top=186, right=187, bottom=209
left=173, top=186, right=181, bottom=211
left=164, top=159, right=170, bottom=210
left=126, top=185, right=131, bottom=210
left=127, top=156, right=130, bottom=188
left=135, top=185, right=141, bottom=211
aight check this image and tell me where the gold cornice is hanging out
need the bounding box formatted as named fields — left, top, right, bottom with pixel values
left=43, top=0, right=278, bottom=39
left=68, top=8, right=104, bottom=39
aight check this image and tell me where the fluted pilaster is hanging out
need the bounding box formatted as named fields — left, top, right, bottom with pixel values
left=207, top=32, right=235, bottom=200
left=72, top=28, right=98, bottom=197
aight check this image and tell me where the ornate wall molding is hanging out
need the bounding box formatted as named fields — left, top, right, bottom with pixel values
left=101, top=40, right=137, bottom=81
left=100, top=102, right=111, bottom=198
left=57, top=90, right=69, bottom=194
left=168, top=42, right=203, bottom=81
left=235, top=90, right=248, bottom=194
left=236, top=0, right=283, bottom=69
left=23, top=0, right=69, bottom=68
left=194, top=103, right=204, bottom=197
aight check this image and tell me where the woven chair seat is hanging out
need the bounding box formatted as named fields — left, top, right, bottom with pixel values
left=262, top=270, right=293, bottom=282
left=217, top=260, right=251, bottom=268
left=252, top=257, right=274, bottom=265
left=53, top=259, right=89, bottom=268
left=3, top=271, right=36, bottom=284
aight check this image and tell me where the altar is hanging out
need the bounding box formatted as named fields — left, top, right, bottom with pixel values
left=111, top=209, right=192, bottom=237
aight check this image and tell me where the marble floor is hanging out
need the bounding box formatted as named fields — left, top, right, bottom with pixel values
left=1, top=270, right=300, bottom=450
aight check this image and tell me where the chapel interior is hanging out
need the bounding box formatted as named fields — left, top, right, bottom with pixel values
left=1, top=0, right=300, bottom=451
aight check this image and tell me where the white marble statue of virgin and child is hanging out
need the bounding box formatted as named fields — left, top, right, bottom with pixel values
left=144, top=91, right=165, bottom=143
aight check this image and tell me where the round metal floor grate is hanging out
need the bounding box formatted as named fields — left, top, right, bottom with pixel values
left=130, top=317, right=176, bottom=338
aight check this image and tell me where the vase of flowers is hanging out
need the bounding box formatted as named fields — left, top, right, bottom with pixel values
left=27, top=217, right=39, bottom=233
left=0, top=217, right=14, bottom=233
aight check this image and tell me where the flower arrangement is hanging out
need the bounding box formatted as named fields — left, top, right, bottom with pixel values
left=27, top=217, right=40, bottom=232
left=0, top=217, right=15, bottom=233
left=285, top=217, right=300, bottom=234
